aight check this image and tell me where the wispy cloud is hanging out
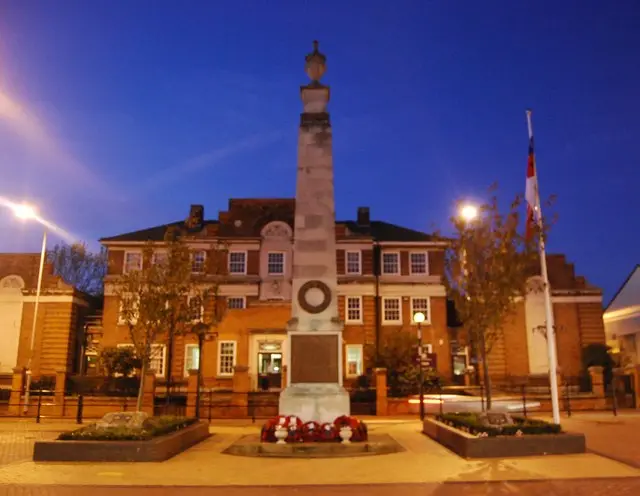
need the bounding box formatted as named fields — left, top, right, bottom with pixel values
left=140, top=131, right=284, bottom=192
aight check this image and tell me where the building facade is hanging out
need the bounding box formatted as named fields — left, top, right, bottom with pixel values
left=604, top=265, right=640, bottom=365
left=100, top=200, right=450, bottom=391
left=0, top=254, right=93, bottom=389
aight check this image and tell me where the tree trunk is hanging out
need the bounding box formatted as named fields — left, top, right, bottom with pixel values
left=480, top=331, right=492, bottom=410
left=136, top=357, right=147, bottom=412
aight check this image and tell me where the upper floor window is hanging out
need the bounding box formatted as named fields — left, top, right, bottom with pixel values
left=411, top=297, right=430, bottom=323
left=410, top=252, right=428, bottom=275
left=188, top=295, right=204, bottom=322
left=345, top=296, right=363, bottom=323
left=228, top=252, right=246, bottom=274
left=382, top=297, right=402, bottom=324
left=191, top=250, right=206, bottom=274
left=267, top=252, right=285, bottom=275
left=382, top=252, right=400, bottom=275
left=345, top=251, right=362, bottom=275
left=123, top=252, right=142, bottom=274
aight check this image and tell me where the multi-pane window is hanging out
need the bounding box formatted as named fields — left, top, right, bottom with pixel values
left=152, top=251, right=167, bottom=266
left=118, top=295, right=139, bottom=325
left=228, top=252, right=246, bottom=274
left=382, top=297, right=402, bottom=323
left=148, top=344, right=166, bottom=376
left=123, top=252, right=142, bottom=274
left=191, top=251, right=206, bottom=274
left=345, top=251, right=361, bottom=274
left=345, top=296, right=363, bottom=323
left=184, top=344, right=200, bottom=376
left=188, top=296, right=203, bottom=321
left=227, top=297, right=246, bottom=309
left=346, top=345, right=363, bottom=377
left=382, top=253, right=400, bottom=274
left=267, top=252, right=285, bottom=275
left=410, top=252, right=428, bottom=274
left=411, top=297, right=430, bottom=323
left=218, top=341, right=237, bottom=376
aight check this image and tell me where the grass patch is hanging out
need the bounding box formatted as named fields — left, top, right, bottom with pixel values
left=436, top=412, right=562, bottom=437
left=57, top=415, right=198, bottom=441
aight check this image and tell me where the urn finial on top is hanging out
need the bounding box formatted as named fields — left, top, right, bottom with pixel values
left=305, top=40, right=326, bottom=82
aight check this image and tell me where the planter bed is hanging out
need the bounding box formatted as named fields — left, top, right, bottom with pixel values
left=423, top=416, right=585, bottom=459
left=33, top=419, right=210, bottom=462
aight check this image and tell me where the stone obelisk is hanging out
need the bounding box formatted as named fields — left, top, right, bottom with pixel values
left=279, top=41, right=350, bottom=423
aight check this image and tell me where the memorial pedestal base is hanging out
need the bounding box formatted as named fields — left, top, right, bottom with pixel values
left=279, top=383, right=349, bottom=424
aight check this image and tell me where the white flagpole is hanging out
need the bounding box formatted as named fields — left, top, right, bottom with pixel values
left=526, top=110, right=561, bottom=425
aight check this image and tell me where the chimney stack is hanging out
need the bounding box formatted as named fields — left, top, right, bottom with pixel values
left=185, top=204, right=205, bottom=231
left=357, top=207, right=370, bottom=226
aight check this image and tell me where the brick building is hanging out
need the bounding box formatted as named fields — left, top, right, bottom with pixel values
left=99, top=201, right=606, bottom=392
left=100, top=200, right=450, bottom=391
left=0, top=254, right=94, bottom=388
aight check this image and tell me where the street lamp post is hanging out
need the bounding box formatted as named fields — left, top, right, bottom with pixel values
left=413, top=311, right=426, bottom=421
left=191, top=322, right=213, bottom=419
left=9, top=203, right=47, bottom=413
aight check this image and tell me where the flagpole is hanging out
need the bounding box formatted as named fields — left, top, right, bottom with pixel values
left=526, top=109, right=561, bottom=425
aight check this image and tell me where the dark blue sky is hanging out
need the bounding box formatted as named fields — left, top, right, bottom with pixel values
left=0, top=1, right=638, bottom=301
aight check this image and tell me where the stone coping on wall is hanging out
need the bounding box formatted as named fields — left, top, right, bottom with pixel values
left=423, top=418, right=586, bottom=459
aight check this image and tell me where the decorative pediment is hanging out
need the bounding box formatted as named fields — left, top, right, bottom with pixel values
left=261, top=221, right=292, bottom=239
left=0, top=275, right=25, bottom=290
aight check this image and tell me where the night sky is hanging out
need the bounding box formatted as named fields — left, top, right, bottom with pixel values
left=0, top=1, right=638, bottom=302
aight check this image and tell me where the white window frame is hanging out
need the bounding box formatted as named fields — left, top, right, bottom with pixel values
left=187, top=295, right=205, bottom=322
left=123, top=251, right=142, bottom=274
left=382, top=296, right=402, bottom=324
left=117, top=294, right=139, bottom=325
left=227, top=296, right=246, bottom=309
left=345, top=296, right=363, bottom=324
left=410, top=296, right=431, bottom=324
left=267, top=251, right=285, bottom=275
left=151, top=250, right=168, bottom=266
left=381, top=251, right=400, bottom=275
left=116, top=343, right=166, bottom=377
left=217, top=340, right=237, bottom=376
left=228, top=251, right=247, bottom=275
left=191, top=250, right=207, bottom=274
left=345, top=344, right=364, bottom=378
left=345, top=250, right=362, bottom=275
left=409, top=251, right=429, bottom=275
left=184, top=343, right=200, bottom=376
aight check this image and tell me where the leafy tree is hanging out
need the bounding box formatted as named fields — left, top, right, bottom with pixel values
left=444, top=190, right=543, bottom=409
left=366, top=332, right=441, bottom=397
left=48, top=242, right=107, bottom=296
left=115, top=230, right=226, bottom=411
left=99, top=346, right=141, bottom=378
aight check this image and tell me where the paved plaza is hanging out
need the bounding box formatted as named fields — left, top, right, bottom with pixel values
left=0, top=414, right=639, bottom=494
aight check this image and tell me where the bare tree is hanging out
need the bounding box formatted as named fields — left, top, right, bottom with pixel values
left=444, top=190, right=541, bottom=409
left=48, top=242, right=107, bottom=296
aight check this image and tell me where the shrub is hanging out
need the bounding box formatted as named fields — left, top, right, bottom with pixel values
left=57, top=415, right=197, bottom=441
left=436, top=413, right=562, bottom=437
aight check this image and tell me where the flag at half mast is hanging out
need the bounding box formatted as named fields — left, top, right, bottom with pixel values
left=525, top=109, right=542, bottom=241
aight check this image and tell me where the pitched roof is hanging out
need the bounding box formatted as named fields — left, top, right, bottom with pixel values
left=605, top=264, right=640, bottom=312
left=100, top=219, right=436, bottom=243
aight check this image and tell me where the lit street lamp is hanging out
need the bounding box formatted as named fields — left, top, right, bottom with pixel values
left=6, top=202, right=47, bottom=412
left=459, top=203, right=478, bottom=223
left=413, top=311, right=426, bottom=421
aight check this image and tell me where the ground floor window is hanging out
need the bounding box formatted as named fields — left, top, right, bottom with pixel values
left=218, top=341, right=237, bottom=376
left=345, top=344, right=364, bottom=377
left=116, top=343, right=166, bottom=377
left=184, top=344, right=200, bottom=376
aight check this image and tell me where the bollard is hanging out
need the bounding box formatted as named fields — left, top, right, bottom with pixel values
left=208, top=389, right=212, bottom=423
left=612, top=376, right=618, bottom=417
left=76, top=395, right=84, bottom=424
left=521, top=384, right=527, bottom=419
left=36, top=386, right=43, bottom=424
left=565, top=381, right=572, bottom=418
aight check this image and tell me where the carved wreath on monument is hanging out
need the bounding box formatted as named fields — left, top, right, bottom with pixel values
left=297, top=280, right=331, bottom=314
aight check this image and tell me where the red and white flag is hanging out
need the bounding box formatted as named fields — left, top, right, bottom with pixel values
left=525, top=110, right=541, bottom=241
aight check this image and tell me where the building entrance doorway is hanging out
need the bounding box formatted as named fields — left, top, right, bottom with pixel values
left=258, top=352, right=282, bottom=390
